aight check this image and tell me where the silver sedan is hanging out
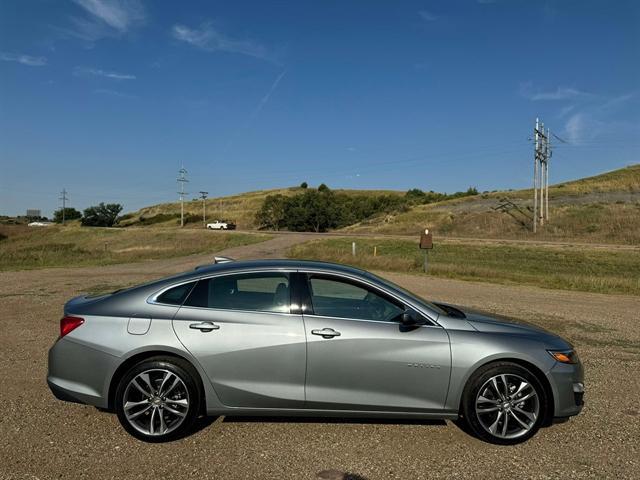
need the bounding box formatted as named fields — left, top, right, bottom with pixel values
left=47, top=259, right=584, bottom=444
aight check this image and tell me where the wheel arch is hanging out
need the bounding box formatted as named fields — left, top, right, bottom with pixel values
left=458, top=357, right=555, bottom=426
left=107, top=350, right=207, bottom=413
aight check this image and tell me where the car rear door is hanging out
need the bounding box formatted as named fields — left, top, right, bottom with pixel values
left=298, top=272, right=451, bottom=412
left=172, top=271, right=306, bottom=408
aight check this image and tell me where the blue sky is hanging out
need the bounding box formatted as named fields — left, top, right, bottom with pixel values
left=1, top=0, right=638, bottom=217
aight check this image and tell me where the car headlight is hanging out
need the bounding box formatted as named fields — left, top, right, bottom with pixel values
left=548, top=349, right=579, bottom=364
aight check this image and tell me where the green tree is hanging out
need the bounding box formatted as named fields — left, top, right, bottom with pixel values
left=318, top=183, right=330, bottom=193
left=255, top=194, right=287, bottom=230
left=285, top=189, right=336, bottom=232
left=53, top=207, right=82, bottom=223
left=300, top=181, right=308, bottom=189
left=81, top=203, right=123, bottom=227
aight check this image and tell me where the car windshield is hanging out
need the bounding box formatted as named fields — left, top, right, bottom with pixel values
left=364, top=271, right=447, bottom=316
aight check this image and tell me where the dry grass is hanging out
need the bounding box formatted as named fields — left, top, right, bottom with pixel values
left=0, top=225, right=270, bottom=270
left=288, top=237, right=640, bottom=295
left=345, top=201, right=640, bottom=244
left=120, top=187, right=404, bottom=230
left=343, top=164, right=640, bottom=244
left=119, top=164, right=640, bottom=244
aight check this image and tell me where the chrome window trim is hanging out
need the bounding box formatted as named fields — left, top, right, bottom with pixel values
left=147, top=268, right=296, bottom=313
left=147, top=266, right=440, bottom=326
left=175, top=304, right=300, bottom=317
left=305, top=313, right=443, bottom=329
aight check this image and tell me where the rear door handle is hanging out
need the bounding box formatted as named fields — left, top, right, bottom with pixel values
left=189, top=322, right=220, bottom=332
left=311, top=328, right=341, bottom=339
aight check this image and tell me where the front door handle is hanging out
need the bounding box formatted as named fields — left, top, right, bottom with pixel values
left=311, top=328, right=341, bottom=339
left=189, top=322, right=220, bottom=332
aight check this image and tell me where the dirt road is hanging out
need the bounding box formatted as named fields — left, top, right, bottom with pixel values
left=1, top=236, right=639, bottom=479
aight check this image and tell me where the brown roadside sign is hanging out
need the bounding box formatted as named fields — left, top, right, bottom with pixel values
left=420, top=229, right=433, bottom=249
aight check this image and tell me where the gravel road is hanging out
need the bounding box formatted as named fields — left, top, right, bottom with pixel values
left=1, top=236, right=639, bottom=480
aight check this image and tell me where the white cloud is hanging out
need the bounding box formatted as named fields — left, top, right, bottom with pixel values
left=171, top=22, right=276, bottom=62
left=564, top=113, right=588, bottom=144
left=521, top=83, right=638, bottom=145
left=75, top=66, right=136, bottom=80
left=520, top=83, right=592, bottom=101
left=418, top=10, right=438, bottom=22
left=0, top=52, right=47, bottom=66
left=67, top=0, right=145, bottom=41
left=94, top=88, right=137, bottom=99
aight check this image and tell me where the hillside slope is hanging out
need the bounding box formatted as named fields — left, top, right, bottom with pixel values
left=343, top=164, right=640, bottom=244
left=120, top=164, right=639, bottom=244
left=120, top=187, right=403, bottom=229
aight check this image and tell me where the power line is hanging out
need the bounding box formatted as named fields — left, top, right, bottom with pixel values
left=552, top=132, right=568, bottom=144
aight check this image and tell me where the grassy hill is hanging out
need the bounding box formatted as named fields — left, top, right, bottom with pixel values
left=119, top=186, right=404, bottom=229
left=119, top=164, right=640, bottom=244
left=342, top=164, right=640, bottom=244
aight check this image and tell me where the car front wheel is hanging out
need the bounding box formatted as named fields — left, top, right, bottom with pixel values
left=115, top=356, right=201, bottom=442
left=461, top=362, right=548, bottom=445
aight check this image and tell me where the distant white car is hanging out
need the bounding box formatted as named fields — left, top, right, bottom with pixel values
left=206, top=220, right=230, bottom=230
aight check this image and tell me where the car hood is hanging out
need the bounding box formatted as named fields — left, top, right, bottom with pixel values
left=435, top=303, right=572, bottom=349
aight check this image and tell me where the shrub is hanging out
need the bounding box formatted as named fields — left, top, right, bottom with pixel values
left=81, top=203, right=124, bottom=227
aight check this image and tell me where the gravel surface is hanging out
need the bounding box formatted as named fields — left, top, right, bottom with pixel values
left=1, top=236, right=639, bottom=480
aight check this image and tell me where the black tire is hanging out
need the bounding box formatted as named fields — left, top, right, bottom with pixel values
left=460, top=361, right=548, bottom=445
left=115, top=356, right=201, bottom=442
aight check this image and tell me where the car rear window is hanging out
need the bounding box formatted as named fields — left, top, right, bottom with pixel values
left=184, top=272, right=290, bottom=313
left=155, top=282, right=196, bottom=305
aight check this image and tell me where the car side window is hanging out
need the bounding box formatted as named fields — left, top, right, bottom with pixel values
left=155, top=282, right=196, bottom=305
left=307, top=276, right=404, bottom=322
left=184, top=272, right=290, bottom=313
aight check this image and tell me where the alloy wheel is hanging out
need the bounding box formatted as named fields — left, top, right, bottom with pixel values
left=122, top=368, right=190, bottom=436
left=474, top=373, right=540, bottom=440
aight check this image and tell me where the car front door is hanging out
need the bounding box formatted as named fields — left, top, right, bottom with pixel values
left=300, top=273, right=451, bottom=412
left=172, top=271, right=306, bottom=408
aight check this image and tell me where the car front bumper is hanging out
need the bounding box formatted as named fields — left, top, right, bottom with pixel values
left=547, top=359, right=585, bottom=419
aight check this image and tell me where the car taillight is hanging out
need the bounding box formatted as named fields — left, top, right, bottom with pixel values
left=60, top=316, right=84, bottom=338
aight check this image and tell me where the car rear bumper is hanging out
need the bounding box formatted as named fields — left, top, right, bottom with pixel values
left=47, top=337, right=116, bottom=409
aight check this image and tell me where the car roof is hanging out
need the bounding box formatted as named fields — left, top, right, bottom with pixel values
left=188, top=259, right=368, bottom=278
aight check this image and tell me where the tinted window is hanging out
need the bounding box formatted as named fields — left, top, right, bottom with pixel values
left=308, top=276, right=404, bottom=322
left=155, top=282, right=196, bottom=305
left=184, top=273, right=290, bottom=313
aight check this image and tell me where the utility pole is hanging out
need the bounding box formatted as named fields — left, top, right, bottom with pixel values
left=533, top=118, right=539, bottom=233
left=199, top=191, right=208, bottom=228
left=532, top=118, right=552, bottom=232
left=545, top=127, right=551, bottom=222
left=59, top=188, right=69, bottom=225
left=177, top=166, right=189, bottom=228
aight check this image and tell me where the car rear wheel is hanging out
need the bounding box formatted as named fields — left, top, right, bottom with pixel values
left=115, top=357, right=201, bottom=442
left=461, top=362, right=548, bottom=445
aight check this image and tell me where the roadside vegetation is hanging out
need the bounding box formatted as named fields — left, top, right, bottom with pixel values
left=0, top=225, right=270, bottom=271
left=255, top=184, right=478, bottom=232
left=288, top=237, right=640, bottom=295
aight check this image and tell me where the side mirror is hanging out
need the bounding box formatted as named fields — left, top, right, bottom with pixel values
left=400, top=309, right=427, bottom=326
